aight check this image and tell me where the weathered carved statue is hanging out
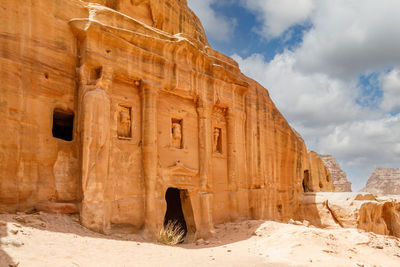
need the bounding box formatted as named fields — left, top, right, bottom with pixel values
left=213, top=128, right=221, bottom=153
left=172, top=122, right=182, bottom=148
left=118, top=107, right=131, bottom=138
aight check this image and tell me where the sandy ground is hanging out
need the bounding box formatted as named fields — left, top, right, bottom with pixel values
left=1, top=213, right=400, bottom=267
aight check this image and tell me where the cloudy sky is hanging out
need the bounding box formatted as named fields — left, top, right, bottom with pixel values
left=187, top=0, right=400, bottom=191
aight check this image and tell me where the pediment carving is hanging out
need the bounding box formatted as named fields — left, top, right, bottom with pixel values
left=166, top=161, right=198, bottom=177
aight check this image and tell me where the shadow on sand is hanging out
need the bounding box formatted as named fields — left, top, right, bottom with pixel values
left=0, top=212, right=267, bottom=250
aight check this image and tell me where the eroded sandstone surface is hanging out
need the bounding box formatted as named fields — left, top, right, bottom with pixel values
left=0, top=0, right=334, bottom=240
left=303, top=151, right=335, bottom=193
left=320, top=154, right=352, bottom=192
left=298, top=192, right=400, bottom=238
left=361, top=168, right=400, bottom=195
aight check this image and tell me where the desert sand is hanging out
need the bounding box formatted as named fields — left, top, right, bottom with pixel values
left=1, top=213, right=400, bottom=267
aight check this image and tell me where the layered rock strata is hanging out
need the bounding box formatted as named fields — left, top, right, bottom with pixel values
left=361, top=168, right=400, bottom=195
left=320, top=155, right=352, bottom=192
left=0, top=0, right=333, bottom=240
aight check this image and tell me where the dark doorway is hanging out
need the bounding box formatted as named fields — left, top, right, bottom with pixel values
left=303, top=170, right=312, bottom=192
left=52, top=109, right=74, bottom=141
left=164, top=188, right=187, bottom=241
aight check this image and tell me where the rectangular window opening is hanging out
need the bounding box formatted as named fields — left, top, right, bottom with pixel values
left=52, top=109, right=74, bottom=141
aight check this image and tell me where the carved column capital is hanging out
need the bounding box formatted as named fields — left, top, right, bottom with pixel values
left=227, top=108, right=246, bottom=121
left=196, top=100, right=213, bottom=117
left=140, top=81, right=159, bottom=97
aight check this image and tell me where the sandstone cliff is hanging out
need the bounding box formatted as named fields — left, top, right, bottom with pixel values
left=320, top=154, right=352, bottom=192
left=303, top=151, right=335, bottom=192
left=0, top=0, right=334, bottom=239
left=361, top=168, right=400, bottom=195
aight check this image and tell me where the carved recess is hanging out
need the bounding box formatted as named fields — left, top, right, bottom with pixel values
left=212, top=107, right=227, bottom=155
left=117, top=105, right=132, bottom=139
left=171, top=118, right=183, bottom=149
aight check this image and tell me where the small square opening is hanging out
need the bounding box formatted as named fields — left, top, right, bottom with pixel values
left=52, top=109, right=74, bottom=141
left=89, top=67, right=102, bottom=85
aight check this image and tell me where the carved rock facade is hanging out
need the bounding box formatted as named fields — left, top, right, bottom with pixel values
left=320, top=154, right=352, bottom=192
left=361, top=168, right=400, bottom=195
left=0, top=0, right=333, bottom=240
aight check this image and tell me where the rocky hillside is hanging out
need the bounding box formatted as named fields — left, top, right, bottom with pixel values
left=320, top=155, right=352, bottom=192
left=361, top=168, right=400, bottom=195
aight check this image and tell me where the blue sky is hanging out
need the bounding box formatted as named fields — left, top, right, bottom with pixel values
left=188, top=0, right=400, bottom=191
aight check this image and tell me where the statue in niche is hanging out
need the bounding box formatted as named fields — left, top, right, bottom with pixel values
left=117, top=106, right=131, bottom=138
left=213, top=127, right=222, bottom=153
left=172, top=120, right=182, bottom=148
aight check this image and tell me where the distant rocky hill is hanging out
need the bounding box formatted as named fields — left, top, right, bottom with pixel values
left=361, top=168, right=400, bottom=195
left=320, top=155, right=352, bottom=192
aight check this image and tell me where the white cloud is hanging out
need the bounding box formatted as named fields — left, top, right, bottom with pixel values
left=241, top=0, right=314, bottom=38
left=241, top=0, right=400, bottom=79
left=229, top=0, right=400, bottom=190
left=380, top=68, right=400, bottom=113
left=232, top=51, right=400, bottom=191
left=296, top=0, right=400, bottom=79
left=232, top=52, right=366, bottom=129
left=187, top=0, right=236, bottom=42
left=318, top=116, right=400, bottom=190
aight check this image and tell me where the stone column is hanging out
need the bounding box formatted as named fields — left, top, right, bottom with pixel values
left=197, top=100, right=213, bottom=192
left=227, top=108, right=242, bottom=220
left=80, top=66, right=113, bottom=233
left=196, top=99, right=214, bottom=238
left=141, top=84, right=159, bottom=238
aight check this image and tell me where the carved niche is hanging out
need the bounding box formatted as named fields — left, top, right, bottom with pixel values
left=171, top=118, right=183, bottom=149
left=213, top=127, right=222, bottom=153
left=117, top=105, right=132, bottom=139
left=212, top=107, right=227, bottom=154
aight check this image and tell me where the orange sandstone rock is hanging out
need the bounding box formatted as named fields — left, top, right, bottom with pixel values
left=35, top=202, right=78, bottom=214
left=0, top=0, right=334, bottom=240
left=304, top=151, right=335, bottom=192
left=298, top=192, right=400, bottom=238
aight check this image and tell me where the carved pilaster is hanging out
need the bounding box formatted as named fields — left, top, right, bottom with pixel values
left=226, top=108, right=246, bottom=220
left=195, top=99, right=215, bottom=238
left=197, top=100, right=213, bottom=192
left=79, top=65, right=113, bottom=233
left=141, top=84, right=159, bottom=237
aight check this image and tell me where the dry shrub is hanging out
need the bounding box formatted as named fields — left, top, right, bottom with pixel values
left=157, top=220, right=185, bottom=245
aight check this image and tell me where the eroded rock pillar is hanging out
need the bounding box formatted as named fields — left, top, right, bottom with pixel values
left=141, top=84, right=159, bottom=238
left=80, top=67, right=113, bottom=233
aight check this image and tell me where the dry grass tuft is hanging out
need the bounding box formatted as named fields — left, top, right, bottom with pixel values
left=157, top=220, right=185, bottom=245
